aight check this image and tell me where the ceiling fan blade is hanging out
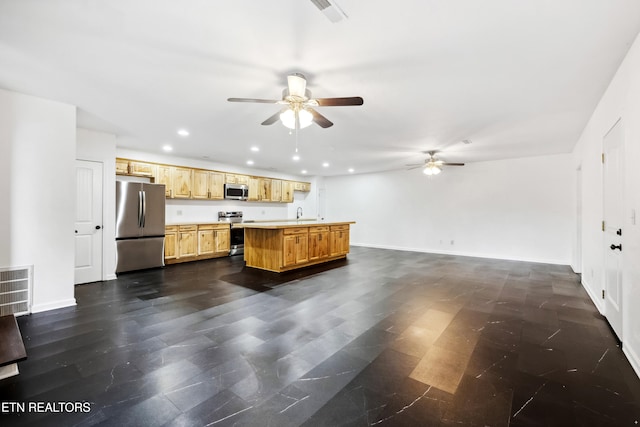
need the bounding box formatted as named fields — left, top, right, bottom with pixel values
left=406, top=165, right=424, bottom=170
left=261, top=109, right=286, bottom=126
left=314, top=97, right=364, bottom=106
left=287, top=73, right=307, bottom=98
left=227, top=98, right=281, bottom=104
left=309, top=108, right=333, bottom=128
left=441, top=162, right=465, bottom=166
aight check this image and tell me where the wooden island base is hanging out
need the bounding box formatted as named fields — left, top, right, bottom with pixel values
left=241, top=221, right=354, bottom=273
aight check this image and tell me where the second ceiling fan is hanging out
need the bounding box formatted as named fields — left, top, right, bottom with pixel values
left=228, top=73, right=363, bottom=129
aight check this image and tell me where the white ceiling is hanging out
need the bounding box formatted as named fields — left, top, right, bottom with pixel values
left=1, top=0, right=639, bottom=176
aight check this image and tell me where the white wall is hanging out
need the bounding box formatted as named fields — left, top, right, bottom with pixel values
left=116, top=148, right=319, bottom=224
left=76, top=128, right=117, bottom=280
left=324, top=153, right=574, bottom=265
left=0, top=88, right=76, bottom=312
left=572, top=31, right=640, bottom=378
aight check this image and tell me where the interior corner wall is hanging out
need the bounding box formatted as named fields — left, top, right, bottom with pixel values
left=76, top=128, right=117, bottom=280
left=0, top=88, right=77, bottom=313
left=572, top=30, right=640, bottom=378
left=323, top=153, right=574, bottom=265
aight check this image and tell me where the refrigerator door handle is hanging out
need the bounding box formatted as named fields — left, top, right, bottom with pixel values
left=141, top=190, right=146, bottom=228
left=138, top=190, right=143, bottom=228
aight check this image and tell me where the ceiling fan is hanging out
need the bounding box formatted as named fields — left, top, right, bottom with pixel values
left=227, top=73, right=363, bottom=129
left=406, top=151, right=465, bottom=175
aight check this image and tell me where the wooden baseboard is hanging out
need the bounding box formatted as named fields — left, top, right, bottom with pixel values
left=165, top=251, right=229, bottom=265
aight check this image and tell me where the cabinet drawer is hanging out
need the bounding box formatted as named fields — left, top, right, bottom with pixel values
left=165, top=225, right=178, bottom=232
left=330, top=225, right=349, bottom=231
left=309, top=226, right=329, bottom=232
left=198, top=224, right=230, bottom=231
left=179, top=225, right=197, bottom=232
left=283, top=227, right=309, bottom=235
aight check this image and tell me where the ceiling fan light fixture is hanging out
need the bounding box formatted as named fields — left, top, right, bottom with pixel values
left=280, top=108, right=313, bottom=129
left=423, top=165, right=441, bottom=175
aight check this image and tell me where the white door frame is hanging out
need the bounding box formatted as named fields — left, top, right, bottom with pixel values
left=602, top=117, right=624, bottom=341
left=75, top=160, right=104, bottom=284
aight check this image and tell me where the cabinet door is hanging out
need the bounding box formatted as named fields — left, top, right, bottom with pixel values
left=164, top=229, right=178, bottom=259
left=179, top=228, right=197, bottom=257
left=209, top=172, right=224, bottom=199
left=116, top=159, right=129, bottom=175
left=198, top=229, right=215, bottom=255
left=129, top=161, right=156, bottom=177
left=259, top=178, right=272, bottom=201
left=283, top=235, right=297, bottom=266
left=309, top=231, right=329, bottom=261
left=296, top=234, right=308, bottom=264
left=271, top=179, right=282, bottom=202
left=281, top=181, right=294, bottom=203
left=173, top=167, right=193, bottom=199
left=192, top=170, right=210, bottom=199
left=248, top=177, right=260, bottom=201
left=330, top=226, right=350, bottom=256
left=215, top=228, right=230, bottom=252
left=156, top=165, right=173, bottom=197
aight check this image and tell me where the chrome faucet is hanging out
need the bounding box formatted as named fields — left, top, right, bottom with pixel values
left=296, top=207, right=303, bottom=220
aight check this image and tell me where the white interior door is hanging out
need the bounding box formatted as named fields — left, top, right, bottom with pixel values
left=603, top=119, right=624, bottom=341
left=75, top=160, right=103, bottom=284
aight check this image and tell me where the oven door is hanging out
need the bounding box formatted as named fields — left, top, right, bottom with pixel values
left=229, top=226, right=245, bottom=256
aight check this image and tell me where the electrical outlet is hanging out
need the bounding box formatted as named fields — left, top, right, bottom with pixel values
left=450, top=240, right=454, bottom=245
left=177, top=210, right=183, bottom=216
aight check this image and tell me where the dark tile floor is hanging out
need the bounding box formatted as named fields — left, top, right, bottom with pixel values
left=1, top=247, right=639, bottom=426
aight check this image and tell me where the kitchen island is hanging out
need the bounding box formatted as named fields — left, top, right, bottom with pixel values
left=238, top=221, right=355, bottom=272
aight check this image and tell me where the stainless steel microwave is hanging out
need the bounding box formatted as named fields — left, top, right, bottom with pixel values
left=224, top=183, right=249, bottom=201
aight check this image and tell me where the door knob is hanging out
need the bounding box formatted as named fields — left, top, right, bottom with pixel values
left=95, top=225, right=102, bottom=230
left=610, top=244, right=622, bottom=251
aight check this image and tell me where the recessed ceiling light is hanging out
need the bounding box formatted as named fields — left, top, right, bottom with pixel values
left=292, top=154, right=300, bottom=161
left=348, top=168, right=354, bottom=173
left=250, top=146, right=260, bottom=152
left=177, top=129, right=189, bottom=137
left=301, top=170, right=307, bottom=174
left=322, top=162, right=330, bottom=168
left=162, top=145, right=173, bottom=152
left=246, top=160, right=254, bottom=165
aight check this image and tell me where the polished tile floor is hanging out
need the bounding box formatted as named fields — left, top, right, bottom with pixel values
left=1, top=247, right=639, bottom=426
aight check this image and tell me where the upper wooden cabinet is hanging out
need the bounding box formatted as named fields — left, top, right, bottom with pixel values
left=281, top=181, right=294, bottom=203
left=225, top=173, right=249, bottom=185
left=271, top=179, right=282, bottom=202
left=193, top=170, right=224, bottom=200
left=116, top=158, right=130, bottom=175
left=294, top=181, right=311, bottom=192
left=129, top=161, right=156, bottom=177
left=155, top=165, right=173, bottom=197
left=172, top=167, right=193, bottom=199
left=116, top=158, right=310, bottom=202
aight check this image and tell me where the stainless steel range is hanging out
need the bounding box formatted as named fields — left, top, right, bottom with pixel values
left=218, top=211, right=244, bottom=256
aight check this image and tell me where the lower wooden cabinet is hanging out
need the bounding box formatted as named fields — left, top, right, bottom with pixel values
left=244, top=223, right=352, bottom=272
left=164, top=226, right=178, bottom=260
left=308, top=226, right=329, bottom=261
left=178, top=225, right=197, bottom=258
left=165, top=223, right=230, bottom=264
left=330, top=225, right=350, bottom=256
left=283, top=227, right=309, bottom=267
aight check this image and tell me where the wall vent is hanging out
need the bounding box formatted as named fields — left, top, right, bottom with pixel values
left=0, top=266, right=32, bottom=316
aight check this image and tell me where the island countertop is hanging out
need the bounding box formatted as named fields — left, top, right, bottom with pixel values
left=235, top=220, right=355, bottom=229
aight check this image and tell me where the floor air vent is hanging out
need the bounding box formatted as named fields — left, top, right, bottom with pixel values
left=0, top=266, right=32, bottom=316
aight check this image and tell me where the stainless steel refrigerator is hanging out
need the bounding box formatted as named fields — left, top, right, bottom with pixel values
left=115, top=181, right=166, bottom=273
